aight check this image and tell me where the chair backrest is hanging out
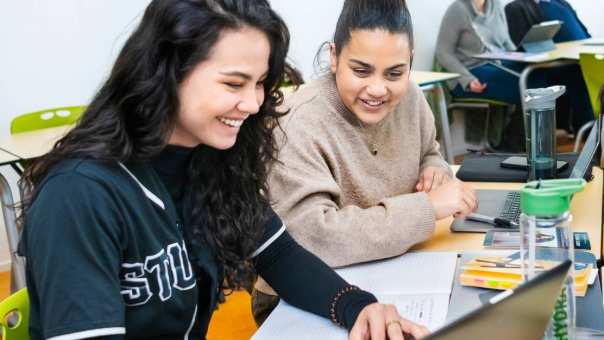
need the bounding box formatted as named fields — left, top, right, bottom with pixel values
left=0, top=288, right=29, bottom=340
left=579, top=53, right=604, bottom=118
left=10, top=106, right=85, bottom=134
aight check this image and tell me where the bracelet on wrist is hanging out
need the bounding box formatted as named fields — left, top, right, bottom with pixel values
left=329, top=285, right=360, bottom=327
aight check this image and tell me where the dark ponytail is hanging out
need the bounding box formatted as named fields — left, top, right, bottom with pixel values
left=333, top=0, right=414, bottom=57
left=314, top=0, right=414, bottom=73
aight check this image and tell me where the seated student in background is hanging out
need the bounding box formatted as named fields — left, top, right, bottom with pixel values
left=252, top=0, right=478, bottom=325
left=19, top=1, right=430, bottom=339
left=504, top=0, right=593, bottom=133
left=504, top=0, right=590, bottom=46
left=436, top=0, right=593, bottom=134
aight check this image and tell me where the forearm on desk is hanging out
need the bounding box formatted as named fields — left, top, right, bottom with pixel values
left=283, top=193, right=436, bottom=268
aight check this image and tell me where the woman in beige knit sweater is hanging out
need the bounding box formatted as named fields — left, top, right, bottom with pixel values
left=253, top=0, right=478, bottom=325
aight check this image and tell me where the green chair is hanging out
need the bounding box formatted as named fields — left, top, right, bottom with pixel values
left=579, top=53, right=604, bottom=116
left=575, top=53, right=604, bottom=151
left=10, top=105, right=85, bottom=134
left=8, top=105, right=85, bottom=174
left=4, top=106, right=85, bottom=292
left=0, top=288, right=29, bottom=340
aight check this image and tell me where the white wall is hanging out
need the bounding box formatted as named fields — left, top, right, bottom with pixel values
left=0, top=0, right=603, bottom=268
left=273, top=0, right=604, bottom=79
left=0, top=0, right=151, bottom=270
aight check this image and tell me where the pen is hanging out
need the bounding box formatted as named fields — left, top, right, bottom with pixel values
left=466, top=213, right=519, bottom=229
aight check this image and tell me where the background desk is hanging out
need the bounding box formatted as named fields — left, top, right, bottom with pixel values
left=0, top=125, right=71, bottom=161
left=0, top=149, right=19, bottom=166
left=0, top=73, right=461, bottom=164
left=412, top=166, right=603, bottom=261
left=412, top=71, right=460, bottom=164
left=475, top=38, right=604, bottom=114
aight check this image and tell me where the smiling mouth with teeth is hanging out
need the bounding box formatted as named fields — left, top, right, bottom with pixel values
left=217, top=117, right=244, bottom=128
left=361, top=99, right=385, bottom=107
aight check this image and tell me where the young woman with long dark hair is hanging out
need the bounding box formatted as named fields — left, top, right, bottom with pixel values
left=19, top=0, right=429, bottom=339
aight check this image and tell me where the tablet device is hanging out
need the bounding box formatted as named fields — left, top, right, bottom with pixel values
left=519, top=20, right=562, bottom=53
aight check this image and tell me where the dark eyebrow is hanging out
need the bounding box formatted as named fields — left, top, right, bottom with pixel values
left=219, top=71, right=252, bottom=80
left=220, top=70, right=269, bottom=81
left=349, top=59, right=372, bottom=68
left=386, top=63, right=408, bottom=71
left=349, top=59, right=407, bottom=71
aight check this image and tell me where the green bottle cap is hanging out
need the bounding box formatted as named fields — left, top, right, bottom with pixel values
left=520, top=178, right=586, bottom=217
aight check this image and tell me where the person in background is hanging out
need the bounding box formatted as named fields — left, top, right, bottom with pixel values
left=19, top=1, right=429, bottom=339
left=252, top=0, right=478, bottom=325
left=505, top=0, right=590, bottom=46
left=504, top=0, right=594, bottom=133
left=436, top=0, right=593, bottom=134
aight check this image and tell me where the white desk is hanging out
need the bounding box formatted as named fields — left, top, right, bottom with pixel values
left=414, top=166, right=603, bottom=261
left=475, top=38, right=604, bottom=114
left=0, top=125, right=71, bottom=161
left=0, top=149, right=19, bottom=166
left=412, top=71, right=460, bottom=164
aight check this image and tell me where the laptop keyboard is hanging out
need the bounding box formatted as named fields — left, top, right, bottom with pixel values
left=499, top=191, right=521, bottom=223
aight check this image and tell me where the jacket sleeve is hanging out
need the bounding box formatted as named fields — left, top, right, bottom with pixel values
left=253, top=209, right=377, bottom=331
left=435, top=3, right=476, bottom=89
left=561, top=0, right=590, bottom=38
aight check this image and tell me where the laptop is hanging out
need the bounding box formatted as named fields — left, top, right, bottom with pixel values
left=425, top=260, right=571, bottom=340
left=519, top=20, right=562, bottom=53
left=451, top=116, right=601, bottom=233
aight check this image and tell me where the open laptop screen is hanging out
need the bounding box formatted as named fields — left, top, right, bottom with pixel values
left=570, top=117, right=600, bottom=179
left=426, top=260, right=571, bottom=340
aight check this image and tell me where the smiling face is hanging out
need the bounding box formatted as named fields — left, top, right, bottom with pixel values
left=170, top=26, right=270, bottom=149
left=330, top=29, right=412, bottom=125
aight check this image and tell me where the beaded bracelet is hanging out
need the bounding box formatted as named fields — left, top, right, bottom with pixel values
left=329, top=285, right=360, bottom=327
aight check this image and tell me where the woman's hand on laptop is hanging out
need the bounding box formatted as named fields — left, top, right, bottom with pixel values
left=416, top=166, right=451, bottom=192
left=427, top=179, right=478, bottom=220
left=349, top=303, right=430, bottom=340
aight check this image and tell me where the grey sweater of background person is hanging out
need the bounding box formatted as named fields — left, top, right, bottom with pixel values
left=436, top=0, right=516, bottom=90
left=255, top=74, right=451, bottom=295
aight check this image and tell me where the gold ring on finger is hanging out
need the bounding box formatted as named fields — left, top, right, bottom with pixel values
left=386, top=319, right=402, bottom=329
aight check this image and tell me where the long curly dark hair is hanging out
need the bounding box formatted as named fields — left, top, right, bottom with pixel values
left=19, top=0, right=290, bottom=290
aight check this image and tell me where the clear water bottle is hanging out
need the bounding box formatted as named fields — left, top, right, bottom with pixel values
left=519, top=178, right=585, bottom=340
left=524, top=86, right=566, bottom=180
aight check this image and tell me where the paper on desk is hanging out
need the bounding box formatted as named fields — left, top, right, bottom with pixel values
left=475, top=51, right=549, bottom=62
left=252, top=252, right=457, bottom=340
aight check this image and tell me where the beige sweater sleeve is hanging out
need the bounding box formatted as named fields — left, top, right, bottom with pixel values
left=269, top=116, right=436, bottom=268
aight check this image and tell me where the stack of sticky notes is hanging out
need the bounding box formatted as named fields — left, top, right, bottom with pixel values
left=460, top=255, right=593, bottom=297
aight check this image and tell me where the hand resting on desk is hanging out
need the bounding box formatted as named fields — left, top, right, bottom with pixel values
left=420, top=176, right=478, bottom=220
left=416, top=166, right=451, bottom=192
left=349, top=303, right=429, bottom=340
